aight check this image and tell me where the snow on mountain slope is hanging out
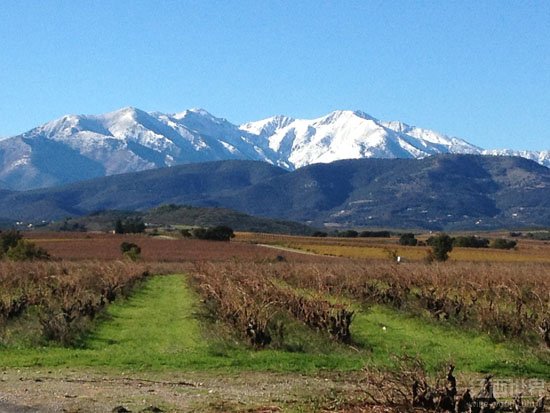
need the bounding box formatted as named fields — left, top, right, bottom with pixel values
left=481, top=149, right=550, bottom=167
left=0, top=107, right=278, bottom=189
left=241, top=110, right=482, bottom=168
left=0, top=106, right=547, bottom=190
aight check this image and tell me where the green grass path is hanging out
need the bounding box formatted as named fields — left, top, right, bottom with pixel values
left=352, top=306, right=549, bottom=377
left=85, top=273, right=207, bottom=368
left=2, top=275, right=211, bottom=370
left=1, top=275, right=548, bottom=378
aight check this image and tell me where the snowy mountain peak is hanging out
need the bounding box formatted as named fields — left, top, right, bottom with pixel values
left=314, top=109, right=375, bottom=125
left=102, top=106, right=147, bottom=121
left=0, top=106, right=547, bottom=190
left=240, top=114, right=296, bottom=137
left=41, top=114, right=81, bottom=133
left=173, top=108, right=220, bottom=122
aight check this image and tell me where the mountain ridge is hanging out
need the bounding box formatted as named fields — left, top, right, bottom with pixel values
left=0, top=107, right=548, bottom=190
left=0, top=155, right=548, bottom=230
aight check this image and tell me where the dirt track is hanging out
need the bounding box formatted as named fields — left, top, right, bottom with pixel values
left=0, top=369, right=370, bottom=412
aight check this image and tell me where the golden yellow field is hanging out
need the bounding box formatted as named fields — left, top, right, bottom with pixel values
left=235, top=232, right=550, bottom=262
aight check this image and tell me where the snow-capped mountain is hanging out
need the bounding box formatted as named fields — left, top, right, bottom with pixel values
left=240, top=111, right=481, bottom=168
left=0, top=107, right=547, bottom=190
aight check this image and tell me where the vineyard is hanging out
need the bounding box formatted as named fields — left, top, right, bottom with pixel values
left=0, top=260, right=150, bottom=346
left=23, top=231, right=334, bottom=263
left=191, top=260, right=550, bottom=351
left=0, top=231, right=549, bottom=412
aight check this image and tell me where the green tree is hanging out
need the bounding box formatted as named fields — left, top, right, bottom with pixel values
left=399, top=233, right=418, bottom=246
left=312, top=231, right=328, bottom=237
left=192, top=226, right=235, bottom=241
left=114, top=218, right=146, bottom=234
left=205, top=226, right=235, bottom=241
left=360, top=230, right=391, bottom=238
left=453, top=236, right=489, bottom=248
left=114, top=219, right=124, bottom=234
left=339, top=230, right=359, bottom=238
left=124, top=218, right=146, bottom=233
left=430, top=233, right=454, bottom=262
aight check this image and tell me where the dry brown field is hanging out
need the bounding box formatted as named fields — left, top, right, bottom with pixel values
left=23, top=232, right=334, bottom=263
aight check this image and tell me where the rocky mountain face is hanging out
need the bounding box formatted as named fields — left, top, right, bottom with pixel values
left=0, top=107, right=547, bottom=190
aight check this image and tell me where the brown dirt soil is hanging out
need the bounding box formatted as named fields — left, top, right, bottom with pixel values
left=0, top=369, right=394, bottom=413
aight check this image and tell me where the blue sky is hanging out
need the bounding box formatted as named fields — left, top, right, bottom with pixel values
left=1, top=1, right=549, bottom=150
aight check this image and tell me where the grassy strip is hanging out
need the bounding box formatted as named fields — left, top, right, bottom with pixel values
left=1, top=275, right=547, bottom=377
left=352, top=305, right=548, bottom=377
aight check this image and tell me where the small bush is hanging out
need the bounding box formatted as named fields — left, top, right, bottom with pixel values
left=491, top=238, right=517, bottom=250
left=5, top=240, right=50, bottom=261
left=399, top=233, right=418, bottom=246
left=360, top=230, right=391, bottom=238
left=312, top=231, right=328, bottom=237
left=452, top=236, right=489, bottom=248
left=385, top=248, right=398, bottom=261
left=193, top=226, right=235, bottom=241
left=120, top=242, right=141, bottom=261
left=114, top=218, right=146, bottom=234
left=0, top=229, right=22, bottom=255
left=339, top=230, right=359, bottom=238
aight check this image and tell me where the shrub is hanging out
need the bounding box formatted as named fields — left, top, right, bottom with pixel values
left=6, top=240, right=50, bottom=261
left=429, top=233, right=453, bottom=262
left=312, top=231, right=328, bottom=237
left=399, top=233, right=418, bottom=246
left=491, top=238, right=517, bottom=250
left=114, top=218, right=146, bottom=234
left=120, top=242, right=141, bottom=261
left=193, top=226, right=235, bottom=241
left=452, top=236, right=489, bottom=248
left=360, top=230, right=391, bottom=238
left=0, top=229, right=22, bottom=255
left=58, top=219, right=87, bottom=232
left=191, top=228, right=207, bottom=239
left=339, top=230, right=359, bottom=238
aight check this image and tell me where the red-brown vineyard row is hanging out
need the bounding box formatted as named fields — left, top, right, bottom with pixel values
left=2, top=258, right=549, bottom=350
left=0, top=261, right=152, bottom=345
left=192, top=262, right=354, bottom=347
left=191, top=260, right=550, bottom=349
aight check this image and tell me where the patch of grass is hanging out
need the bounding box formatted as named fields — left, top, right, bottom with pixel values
left=352, top=305, right=549, bottom=377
